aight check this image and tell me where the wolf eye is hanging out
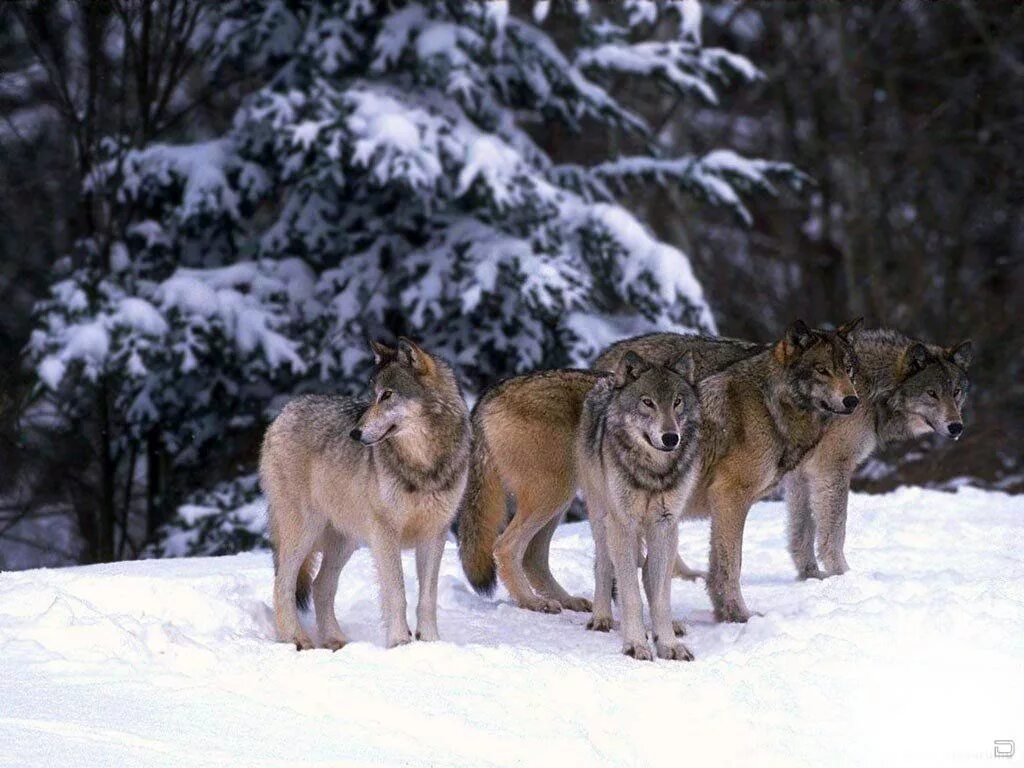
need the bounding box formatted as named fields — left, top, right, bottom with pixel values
left=954, top=387, right=962, bottom=397
left=927, top=389, right=938, bottom=399
left=815, top=366, right=830, bottom=377
left=641, top=397, right=655, bottom=408
left=673, top=396, right=682, bottom=408
left=378, top=389, right=393, bottom=402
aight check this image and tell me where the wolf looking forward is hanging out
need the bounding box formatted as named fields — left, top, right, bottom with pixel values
left=578, top=351, right=701, bottom=661
left=261, top=339, right=471, bottom=650
left=458, top=320, right=860, bottom=622
left=598, top=327, right=973, bottom=580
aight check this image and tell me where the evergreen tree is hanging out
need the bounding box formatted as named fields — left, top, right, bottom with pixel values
left=26, top=0, right=803, bottom=557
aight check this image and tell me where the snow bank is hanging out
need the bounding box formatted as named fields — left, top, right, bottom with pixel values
left=1, top=487, right=1021, bottom=767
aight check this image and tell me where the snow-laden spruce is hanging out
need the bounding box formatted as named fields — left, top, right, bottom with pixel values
left=27, top=1, right=803, bottom=556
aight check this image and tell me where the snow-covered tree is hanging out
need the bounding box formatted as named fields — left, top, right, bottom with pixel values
left=26, top=0, right=804, bottom=558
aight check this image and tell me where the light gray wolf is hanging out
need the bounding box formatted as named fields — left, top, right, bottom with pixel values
left=261, top=338, right=471, bottom=650
left=786, top=329, right=973, bottom=578
left=578, top=351, right=701, bottom=661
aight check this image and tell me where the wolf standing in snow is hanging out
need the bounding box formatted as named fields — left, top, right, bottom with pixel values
left=261, top=339, right=471, bottom=650
left=456, top=337, right=761, bottom=614
left=785, top=329, right=972, bottom=578
left=578, top=351, right=701, bottom=661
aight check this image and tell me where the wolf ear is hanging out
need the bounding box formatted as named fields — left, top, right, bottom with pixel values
left=615, top=351, right=648, bottom=388
left=836, top=317, right=863, bottom=339
left=902, top=342, right=930, bottom=375
left=774, top=320, right=812, bottom=363
left=946, top=340, right=973, bottom=370
left=670, top=351, right=697, bottom=386
left=397, top=337, right=435, bottom=375
left=369, top=339, right=395, bottom=366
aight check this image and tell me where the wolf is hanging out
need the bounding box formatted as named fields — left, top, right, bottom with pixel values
left=458, top=320, right=860, bottom=622
left=456, top=338, right=762, bottom=614
left=673, top=320, right=861, bottom=621
left=786, top=329, right=973, bottom=578
left=260, top=338, right=471, bottom=650
left=578, top=351, right=701, bottom=661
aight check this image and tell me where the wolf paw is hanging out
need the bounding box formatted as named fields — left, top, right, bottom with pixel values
left=622, top=641, right=654, bottom=661
left=291, top=633, right=315, bottom=651
left=656, top=642, right=694, bottom=661
left=321, top=635, right=348, bottom=652
left=587, top=615, right=614, bottom=632
left=561, top=596, right=593, bottom=613
left=821, top=558, right=850, bottom=577
left=672, top=620, right=688, bottom=637
left=714, top=603, right=751, bottom=624
left=414, top=627, right=440, bottom=642
left=386, top=630, right=413, bottom=649
left=797, top=565, right=826, bottom=581
left=521, top=597, right=562, bottom=614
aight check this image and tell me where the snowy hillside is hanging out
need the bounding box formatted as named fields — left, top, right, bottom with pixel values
left=2, top=487, right=1021, bottom=767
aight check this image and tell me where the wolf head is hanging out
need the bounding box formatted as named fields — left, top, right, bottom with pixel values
left=891, top=340, right=972, bottom=440
left=608, top=350, right=700, bottom=452
left=773, top=318, right=862, bottom=415
left=350, top=337, right=443, bottom=446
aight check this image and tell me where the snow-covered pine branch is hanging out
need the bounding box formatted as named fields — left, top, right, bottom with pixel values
left=26, top=0, right=803, bottom=556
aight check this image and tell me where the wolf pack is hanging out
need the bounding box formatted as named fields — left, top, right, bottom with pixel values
left=260, top=321, right=972, bottom=661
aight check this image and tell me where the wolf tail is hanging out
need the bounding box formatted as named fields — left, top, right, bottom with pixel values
left=457, top=416, right=506, bottom=595
left=270, top=527, right=317, bottom=611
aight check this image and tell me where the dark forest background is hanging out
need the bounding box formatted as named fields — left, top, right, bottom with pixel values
left=1, top=1, right=1021, bottom=568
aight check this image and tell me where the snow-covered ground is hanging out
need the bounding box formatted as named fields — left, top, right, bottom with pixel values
left=1, top=487, right=1021, bottom=767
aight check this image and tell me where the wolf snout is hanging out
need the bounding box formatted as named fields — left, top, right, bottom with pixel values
left=947, top=422, right=964, bottom=438
left=842, top=395, right=860, bottom=411
left=661, top=432, right=680, bottom=449
left=349, top=428, right=363, bottom=442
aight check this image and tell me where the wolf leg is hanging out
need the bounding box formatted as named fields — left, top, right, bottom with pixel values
left=786, top=471, right=825, bottom=580
left=707, top=484, right=754, bottom=623
left=313, top=526, right=357, bottom=650
left=605, top=514, right=651, bottom=660
left=367, top=525, right=412, bottom=648
left=524, top=507, right=592, bottom=612
left=672, top=552, right=706, bottom=581
left=414, top=529, right=447, bottom=641
left=494, top=489, right=563, bottom=613
left=814, top=472, right=853, bottom=576
left=273, top=516, right=324, bottom=650
left=587, top=510, right=614, bottom=632
left=645, top=519, right=693, bottom=661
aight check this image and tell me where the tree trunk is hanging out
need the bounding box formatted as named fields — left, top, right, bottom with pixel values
left=97, top=379, right=116, bottom=562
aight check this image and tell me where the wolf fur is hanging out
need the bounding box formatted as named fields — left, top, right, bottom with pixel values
left=261, top=338, right=471, bottom=650
left=578, top=351, right=701, bottom=660
left=786, top=329, right=973, bottom=578
left=456, top=369, right=600, bottom=613
left=679, top=320, right=861, bottom=621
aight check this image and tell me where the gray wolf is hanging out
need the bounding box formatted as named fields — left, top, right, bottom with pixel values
left=261, top=338, right=471, bottom=650
left=786, top=329, right=973, bottom=578
left=578, top=351, right=701, bottom=660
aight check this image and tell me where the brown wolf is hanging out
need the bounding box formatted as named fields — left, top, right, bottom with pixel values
left=261, top=339, right=471, bottom=650
left=458, top=320, right=860, bottom=621
left=578, top=351, right=701, bottom=660
left=682, top=320, right=861, bottom=621
left=786, top=329, right=973, bottom=578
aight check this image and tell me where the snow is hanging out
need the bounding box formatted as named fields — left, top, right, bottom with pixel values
left=114, top=298, right=169, bottom=337
left=2, top=487, right=1020, bottom=767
